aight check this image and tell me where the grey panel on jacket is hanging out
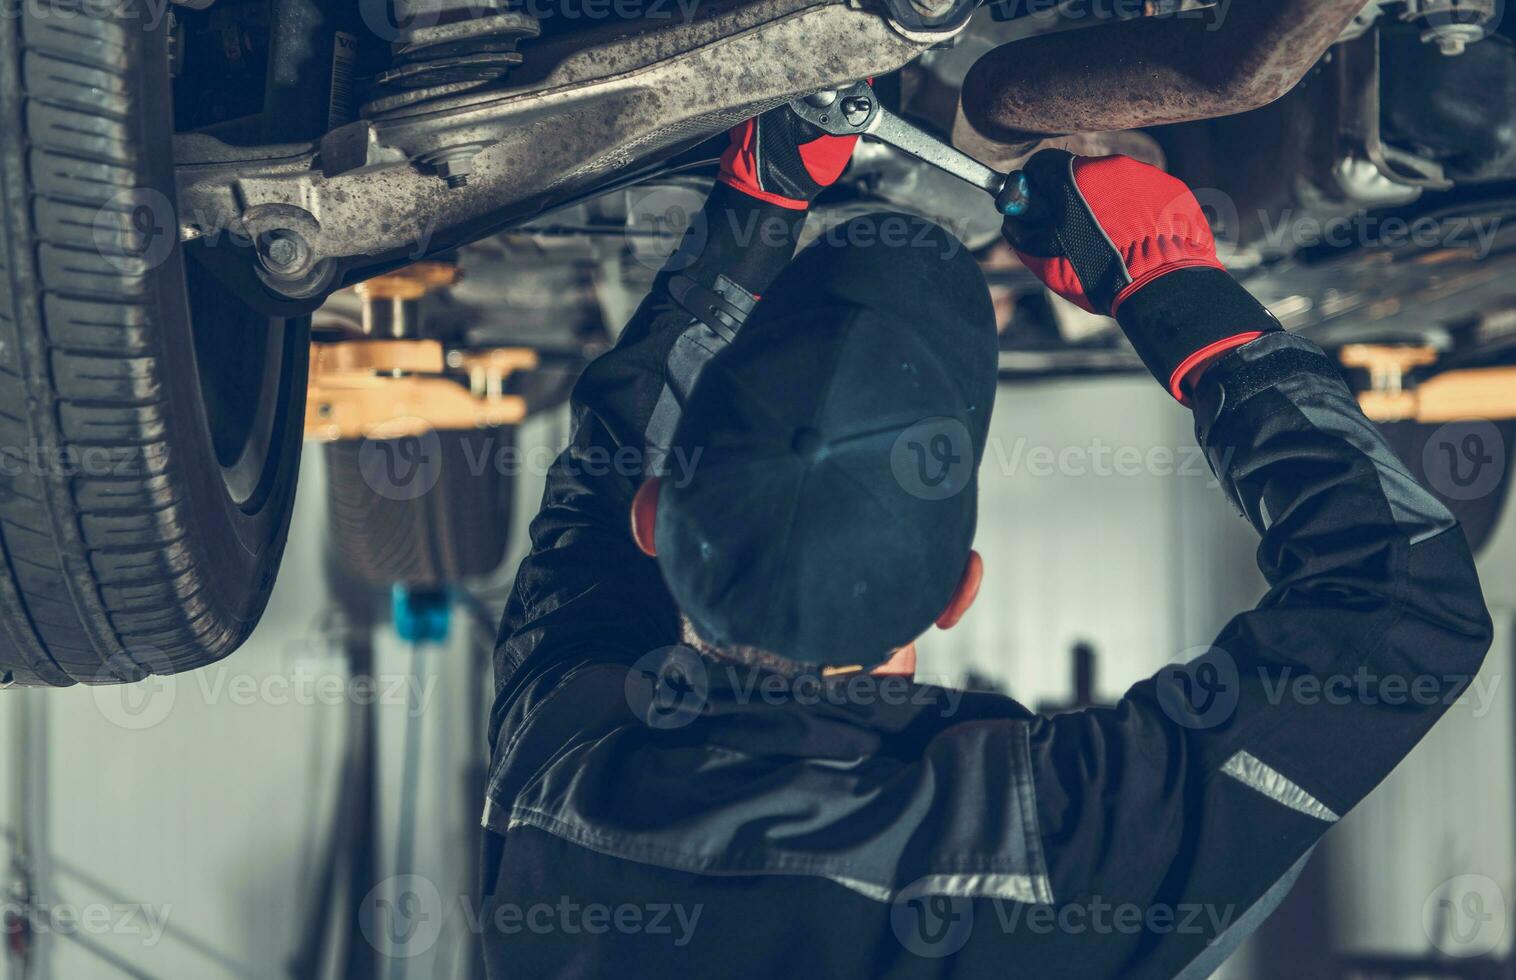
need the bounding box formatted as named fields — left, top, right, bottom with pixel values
left=504, top=674, right=1055, bottom=907
left=1276, top=374, right=1455, bottom=545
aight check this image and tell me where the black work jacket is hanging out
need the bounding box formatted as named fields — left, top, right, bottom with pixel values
left=480, top=208, right=1492, bottom=979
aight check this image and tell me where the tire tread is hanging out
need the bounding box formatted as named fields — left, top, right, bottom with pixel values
left=0, top=8, right=302, bottom=685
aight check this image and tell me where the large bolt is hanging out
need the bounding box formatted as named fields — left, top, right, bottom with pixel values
left=1430, top=27, right=1476, bottom=54
left=841, top=96, right=872, bottom=127
left=1419, top=21, right=1485, bottom=56
left=429, top=150, right=477, bottom=190
left=264, top=235, right=299, bottom=269
left=258, top=229, right=310, bottom=275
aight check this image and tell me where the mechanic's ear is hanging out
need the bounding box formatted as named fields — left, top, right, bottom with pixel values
left=631, top=477, right=662, bottom=557
left=935, top=550, right=983, bottom=630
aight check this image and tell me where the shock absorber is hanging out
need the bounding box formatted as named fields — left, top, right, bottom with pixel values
left=362, top=0, right=539, bottom=187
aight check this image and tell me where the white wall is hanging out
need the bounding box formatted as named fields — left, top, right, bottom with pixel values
left=919, top=376, right=1262, bottom=703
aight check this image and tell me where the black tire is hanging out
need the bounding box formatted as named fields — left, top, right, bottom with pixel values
left=0, top=9, right=308, bottom=685
left=324, top=428, right=514, bottom=589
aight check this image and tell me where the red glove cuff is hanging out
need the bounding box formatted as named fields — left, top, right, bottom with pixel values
left=717, top=115, right=860, bottom=210
left=1168, top=331, right=1266, bottom=404
left=717, top=119, right=810, bottom=210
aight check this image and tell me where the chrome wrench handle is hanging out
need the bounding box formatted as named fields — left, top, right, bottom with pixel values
left=787, top=81, right=1031, bottom=216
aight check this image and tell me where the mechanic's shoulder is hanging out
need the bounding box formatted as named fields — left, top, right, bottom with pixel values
left=908, top=678, right=1040, bottom=727
left=495, top=658, right=641, bottom=747
left=490, top=659, right=649, bottom=792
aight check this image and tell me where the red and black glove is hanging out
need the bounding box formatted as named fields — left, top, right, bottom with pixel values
left=1005, top=149, right=1280, bottom=403
left=717, top=103, right=861, bottom=210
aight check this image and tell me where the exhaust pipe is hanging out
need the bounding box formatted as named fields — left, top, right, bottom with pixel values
left=959, top=0, right=1366, bottom=146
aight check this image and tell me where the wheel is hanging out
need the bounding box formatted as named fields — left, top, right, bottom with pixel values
left=324, top=428, right=515, bottom=589
left=0, top=9, right=308, bottom=685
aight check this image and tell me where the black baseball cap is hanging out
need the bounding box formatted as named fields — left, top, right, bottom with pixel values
left=655, top=214, right=998, bottom=668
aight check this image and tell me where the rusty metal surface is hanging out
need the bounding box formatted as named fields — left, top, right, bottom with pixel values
left=176, top=0, right=941, bottom=299
left=950, top=122, right=1166, bottom=178
left=959, top=0, right=1366, bottom=144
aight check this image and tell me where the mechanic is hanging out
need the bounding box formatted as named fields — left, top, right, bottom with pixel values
left=477, top=108, right=1493, bottom=978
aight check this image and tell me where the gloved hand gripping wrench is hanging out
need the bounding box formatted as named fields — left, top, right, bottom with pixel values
left=787, top=80, right=1032, bottom=217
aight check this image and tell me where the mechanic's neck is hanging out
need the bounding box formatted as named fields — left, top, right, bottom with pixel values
left=829, top=643, right=913, bottom=678
left=873, top=644, right=916, bottom=677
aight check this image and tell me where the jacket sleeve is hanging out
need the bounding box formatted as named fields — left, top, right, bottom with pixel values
left=1025, top=331, right=1494, bottom=977
left=488, top=185, right=808, bottom=748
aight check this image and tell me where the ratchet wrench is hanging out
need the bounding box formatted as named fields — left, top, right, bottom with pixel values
left=787, top=80, right=1032, bottom=217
